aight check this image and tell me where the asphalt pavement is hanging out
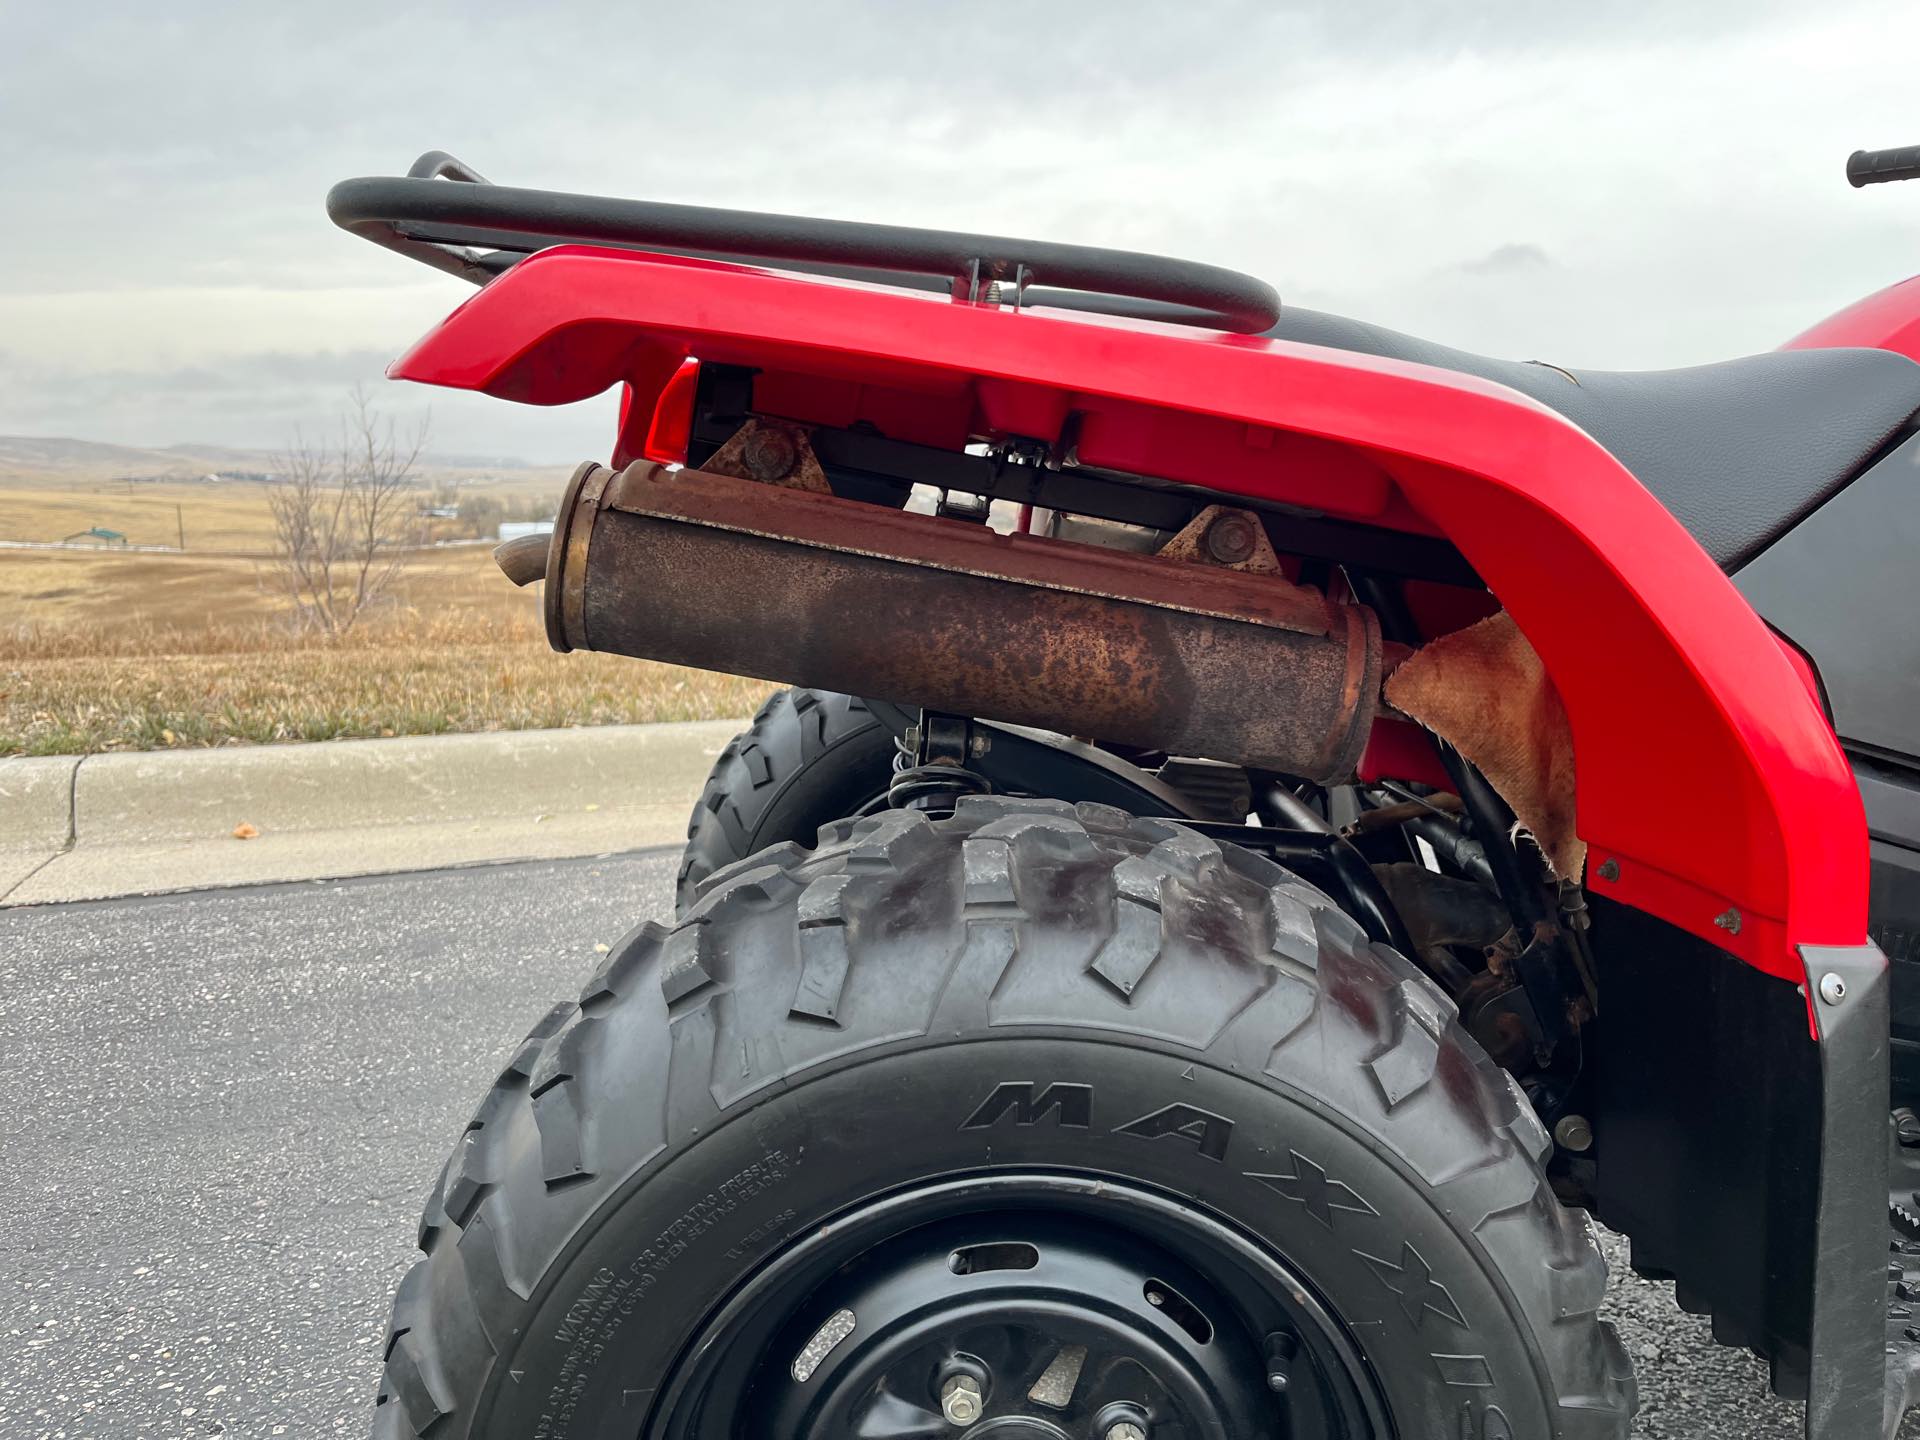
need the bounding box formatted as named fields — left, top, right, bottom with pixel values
left=0, top=851, right=1880, bottom=1438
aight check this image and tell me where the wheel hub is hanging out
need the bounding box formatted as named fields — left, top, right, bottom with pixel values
left=763, top=1213, right=1271, bottom=1438
left=648, top=1176, right=1387, bottom=1439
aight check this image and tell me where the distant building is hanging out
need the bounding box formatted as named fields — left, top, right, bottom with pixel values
left=497, top=521, right=553, bottom=543
left=419, top=504, right=459, bottom=519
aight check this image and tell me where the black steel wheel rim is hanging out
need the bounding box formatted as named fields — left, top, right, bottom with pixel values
left=646, top=1172, right=1390, bottom=1439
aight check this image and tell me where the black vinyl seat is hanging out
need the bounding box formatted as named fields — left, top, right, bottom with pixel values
left=1264, top=308, right=1920, bottom=571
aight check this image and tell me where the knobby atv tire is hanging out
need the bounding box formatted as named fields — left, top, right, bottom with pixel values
left=675, top=687, right=894, bottom=913
left=377, top=797, right=1634, bottom=1439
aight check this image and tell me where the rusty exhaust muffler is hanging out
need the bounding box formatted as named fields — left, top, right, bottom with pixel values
left=507, top=460, right=1381, bottom=783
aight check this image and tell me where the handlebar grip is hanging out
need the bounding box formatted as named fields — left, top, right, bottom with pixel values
left=1847, top=145, right=1920, bottom=187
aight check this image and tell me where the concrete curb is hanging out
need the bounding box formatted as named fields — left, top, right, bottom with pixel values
left=0, top=757, right=80, bottom=897
left=0, top=720, right=745, bottom=907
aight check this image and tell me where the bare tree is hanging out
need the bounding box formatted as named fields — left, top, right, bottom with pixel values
left=269, top=388, right=428, bottom=634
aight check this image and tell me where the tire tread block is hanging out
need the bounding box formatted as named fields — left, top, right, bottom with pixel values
left=677, top=688, right=894, bottom=909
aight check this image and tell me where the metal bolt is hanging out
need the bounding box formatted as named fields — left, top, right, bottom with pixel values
left=1202, top=512, right=1259, bottom=565
left=741, top=426, right=799, bottom=482
left=969, top=731, right=992, bottom=759
left=940, top=1374, right=983, bottom=1426
left=1595, top=857, right=1620, bottom=883
left=1553, top=1113, right=1595, bottom=1153
left=1818, top=972, right=1848, bottom=1006
left=1713, top=906, right=1742, bottom=936
left=1104, top=1424, right=1147, bottom=1440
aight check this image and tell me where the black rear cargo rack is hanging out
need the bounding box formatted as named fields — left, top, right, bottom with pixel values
left=327, top=150, right=1282, bottom=334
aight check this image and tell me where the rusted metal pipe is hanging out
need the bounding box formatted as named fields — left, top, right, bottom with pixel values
left=491, top=532, right=550, bottom=587
left=514, top=460, right=1382, bottom=783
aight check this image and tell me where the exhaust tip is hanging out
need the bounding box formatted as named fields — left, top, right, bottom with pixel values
left=492, top=533, right=550, bottom=587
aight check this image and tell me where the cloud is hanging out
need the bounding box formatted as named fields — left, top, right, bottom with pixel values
left=1457, top=243, right=1553, bottom=277
left=2, top=0, right=1917, bottom=449
left=0, top=348, right=617, bottom=463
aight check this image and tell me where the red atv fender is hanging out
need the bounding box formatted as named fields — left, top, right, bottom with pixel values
left=1784, top=274, right=1920, bottom=361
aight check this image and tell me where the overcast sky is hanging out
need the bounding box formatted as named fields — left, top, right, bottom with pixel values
left=4, top=0, right=1918, bottom=462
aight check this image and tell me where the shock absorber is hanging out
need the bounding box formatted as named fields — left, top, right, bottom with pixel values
left=887, top=711, right=994, bottom=811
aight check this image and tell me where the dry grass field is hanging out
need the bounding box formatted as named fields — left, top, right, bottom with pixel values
left=0, top=476, right=773, bottom=756
left=0, top=467, right=562, bottom=552
left=0, top=479, right=285, bottom=551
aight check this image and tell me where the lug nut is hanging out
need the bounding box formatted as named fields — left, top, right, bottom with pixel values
left=1094, top=1402, right=1149, bottom=1440
left=940, top=1374, right=983, bottom=1426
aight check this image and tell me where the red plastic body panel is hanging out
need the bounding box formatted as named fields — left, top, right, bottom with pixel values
left=1781, top=273, right=1920, bottom=361
left=631, top=358, right=698, bottom=466
left=390, top=246, right=1869, bottom=981
left=1357, top=719, right=1451, bottom=792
